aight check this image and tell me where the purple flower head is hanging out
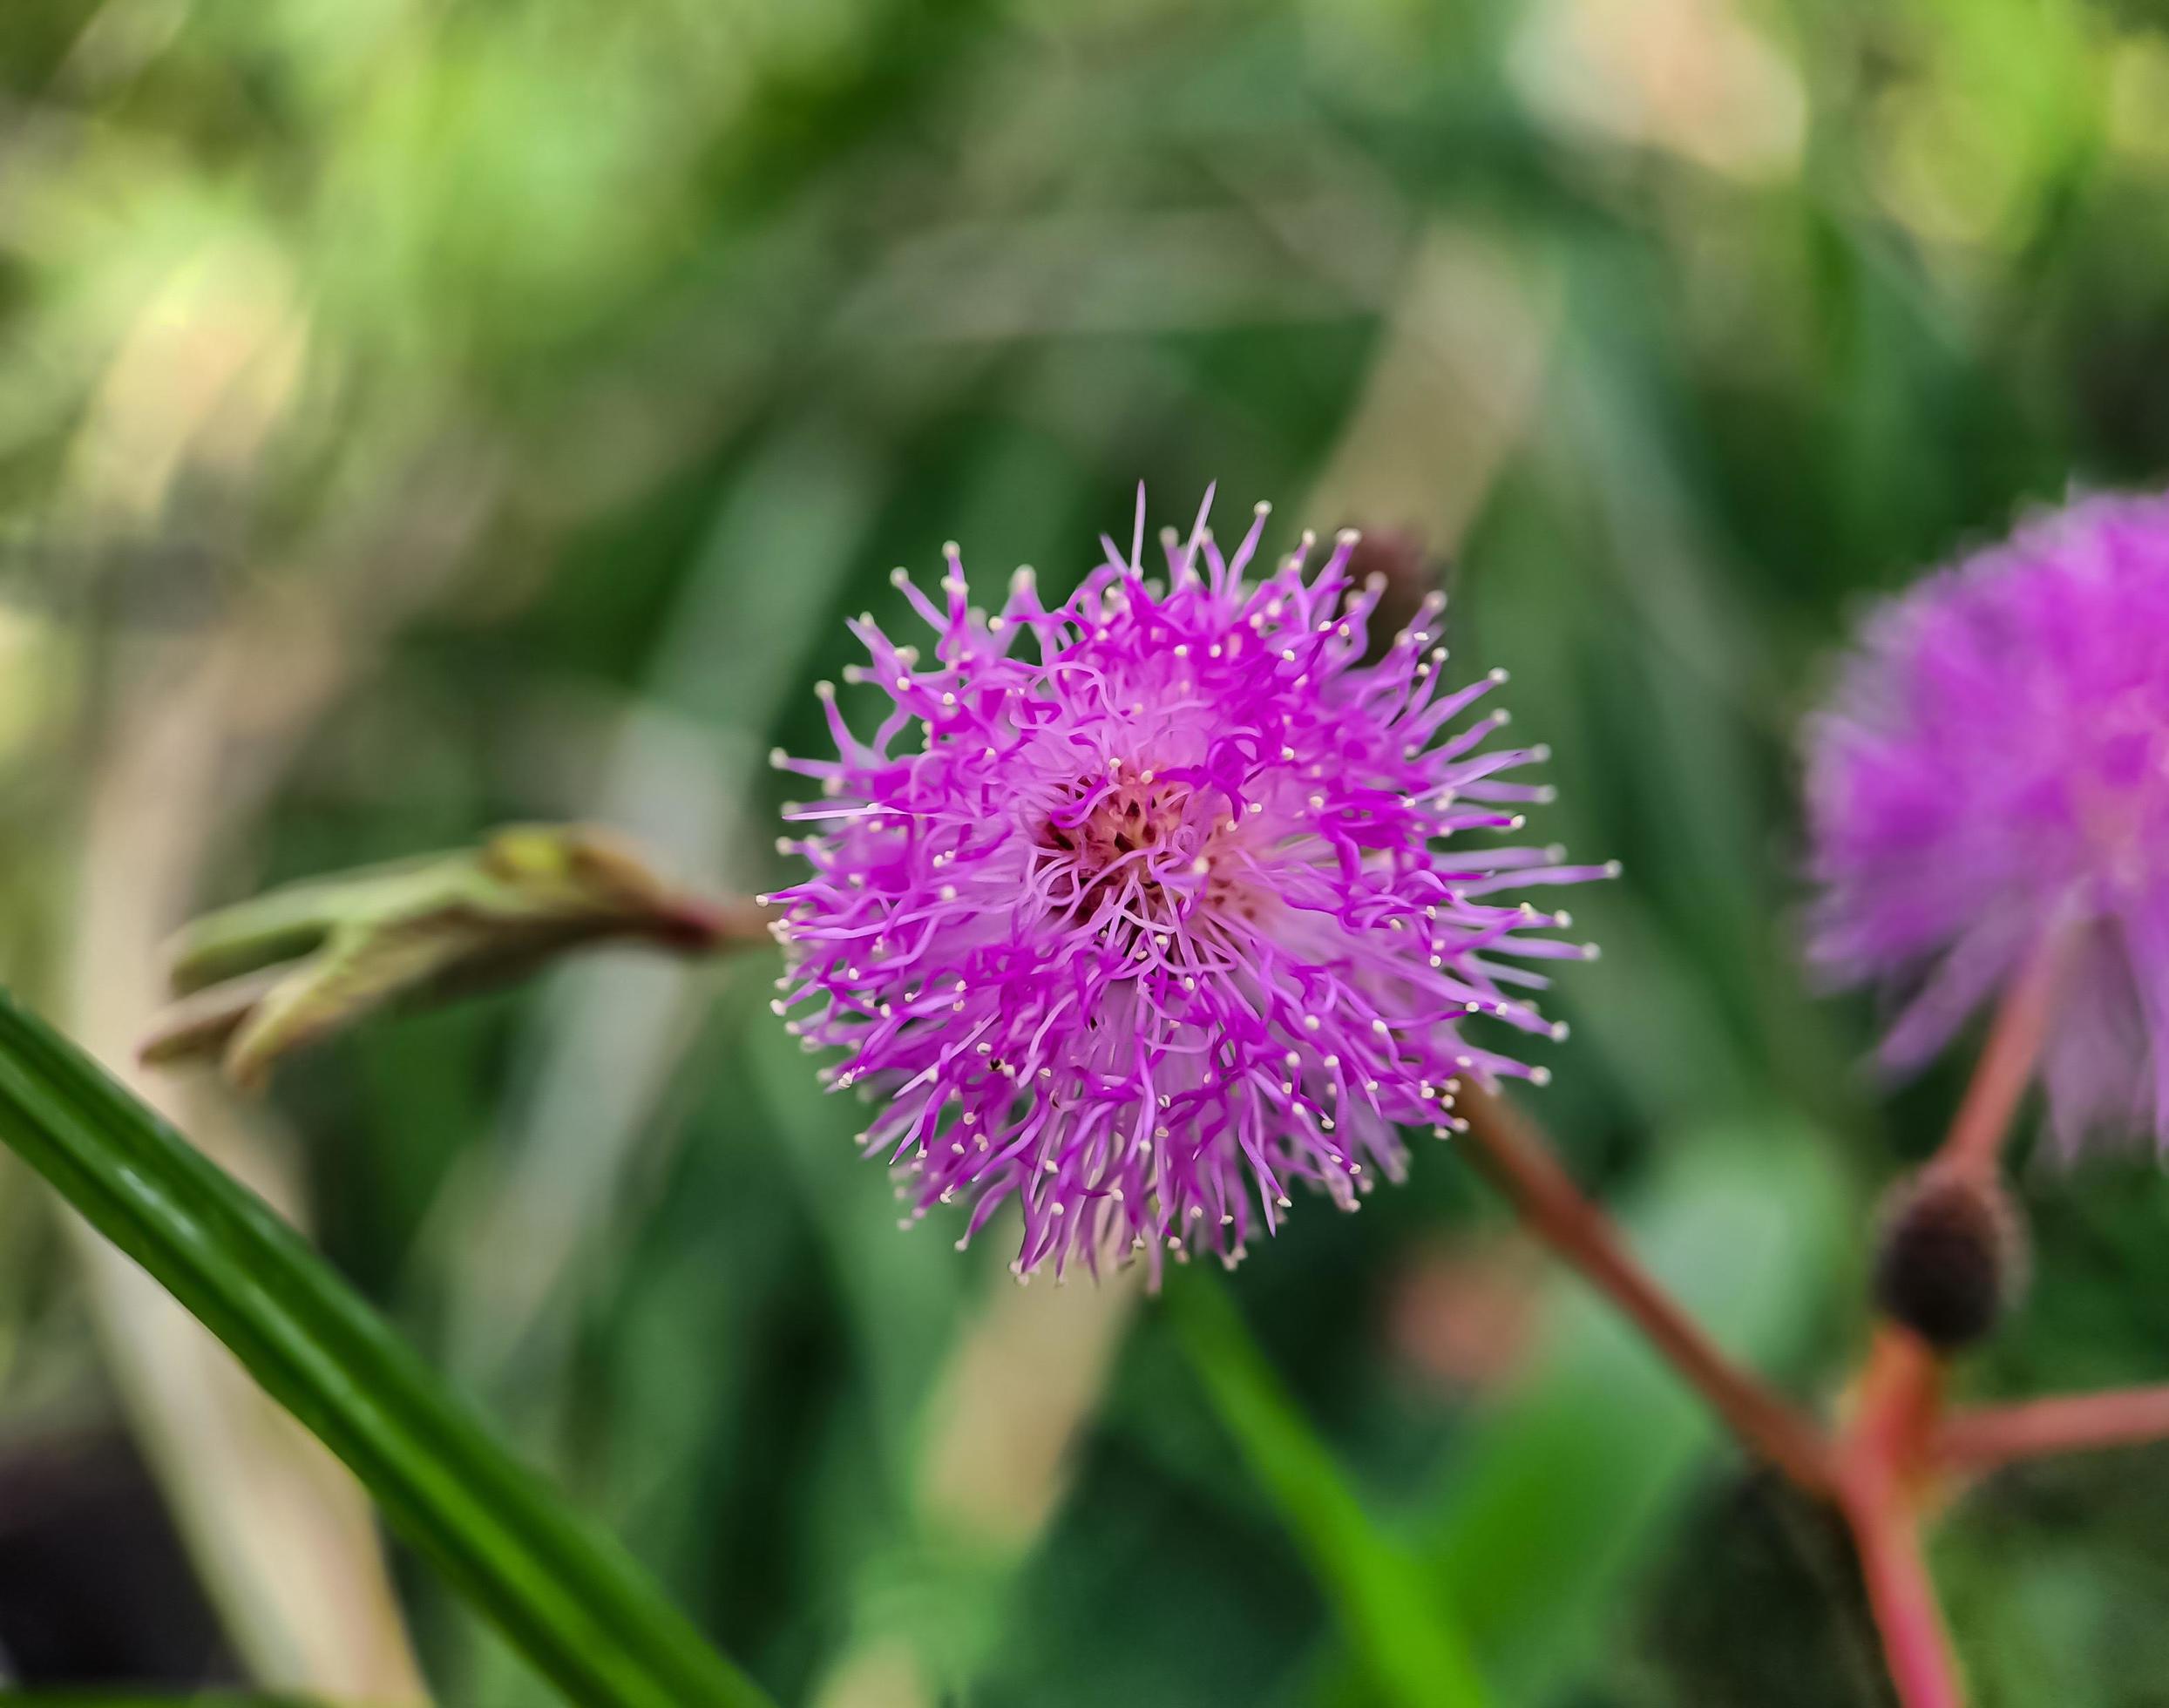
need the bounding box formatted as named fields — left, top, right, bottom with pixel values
left=1806, top=491, right=2169, bottom=1155
left=769, top=489, right=1608, bottom=1279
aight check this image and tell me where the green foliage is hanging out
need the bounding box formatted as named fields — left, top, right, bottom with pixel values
left=1420, top=1119, right=1847, bottom=1699
left=0, top=1698, right=346, bottom=1706
left=5, top=0, right=2169, bottom=1700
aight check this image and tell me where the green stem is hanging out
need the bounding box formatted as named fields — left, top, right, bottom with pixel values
left=1171, top=1274, right=1493, bottom=1708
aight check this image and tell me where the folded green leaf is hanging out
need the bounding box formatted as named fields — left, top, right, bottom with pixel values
left=0, top=992, right=773, bottom=1708
left=142, top=824, right=769, bottom=1088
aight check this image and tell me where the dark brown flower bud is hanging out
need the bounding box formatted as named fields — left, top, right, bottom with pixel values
left=1343, top=528, right=1451, bottom=664
left=1871, top=1166, right=2029, bottom=1351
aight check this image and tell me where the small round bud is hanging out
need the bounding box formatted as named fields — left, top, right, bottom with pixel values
left=1872, top=1166, right=2030, bottom=1351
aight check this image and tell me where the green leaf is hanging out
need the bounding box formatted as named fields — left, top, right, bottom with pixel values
left=1424, top=1116, right=1846, bottom=1698
left=0, top=991, right=773, bottom=1708
left=1298, top=1115, right=1847, bottom=1706
left=1171, top=1274, right=1494, bottom=1708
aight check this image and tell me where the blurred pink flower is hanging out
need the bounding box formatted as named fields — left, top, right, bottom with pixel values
left=1808, top=491, right=2169, bottom=1153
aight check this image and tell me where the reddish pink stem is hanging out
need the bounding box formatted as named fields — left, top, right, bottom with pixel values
left=1839, top=1332, right=1968, bottom=1708
left=1831, top=941, right=2076, bottom=1708
left=1939, top=1384, right=2169, bottom=1470
left=1455, top=932, right=2083, bottom=1708
left=1940, top=929, right=2068, bottom=1175
left=1847, top=1486, right=1966, bottom=1708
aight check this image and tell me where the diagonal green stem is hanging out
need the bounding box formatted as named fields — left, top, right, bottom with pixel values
left=0, top=992, right=771, bottom=1708
left=1171, top=1274, right=1494, bottom=1708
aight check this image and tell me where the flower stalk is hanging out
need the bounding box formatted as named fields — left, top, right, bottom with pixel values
left=1836, top=1331, right=1964, bottom=1708
left=1830, top=940, right=2067, bottom=1708
left=1937, top=927, right=2070, bottom=1176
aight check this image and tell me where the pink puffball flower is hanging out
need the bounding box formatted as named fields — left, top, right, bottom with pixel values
left=768, top=490, right=1609, bottom=1279
left=1806, top=491, right=2169, bottom=1156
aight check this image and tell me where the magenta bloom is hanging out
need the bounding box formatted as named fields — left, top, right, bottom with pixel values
left=1807, top=491, right=2169, bottom=1153
left=769, top=491, right=1606, bottom=1278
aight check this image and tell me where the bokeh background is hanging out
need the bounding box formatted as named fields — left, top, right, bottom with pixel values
left=6, top=0, right=2169, bottom=1702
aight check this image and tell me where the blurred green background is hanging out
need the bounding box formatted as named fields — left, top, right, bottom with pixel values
left=6, top=0, right=2169, bottom=1702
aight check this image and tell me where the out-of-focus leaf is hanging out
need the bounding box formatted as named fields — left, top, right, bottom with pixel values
left=140, top=824, right=763, bottom=1089
left=1304, top=1115, right=1847, bottom=1706
left=0, top=993, right=774, bottom=1708
left=1427, top=1115, right=1846, bottom=1697
left=1173, top=1275, right=1494, bottom=1708
left=0, top=1698, right=344, bottom=1706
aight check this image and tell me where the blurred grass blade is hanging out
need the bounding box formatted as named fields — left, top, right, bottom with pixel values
left=1172, top=1276, right=1493, bottom=1708
left=0, top=992, right=772, bottom=1708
